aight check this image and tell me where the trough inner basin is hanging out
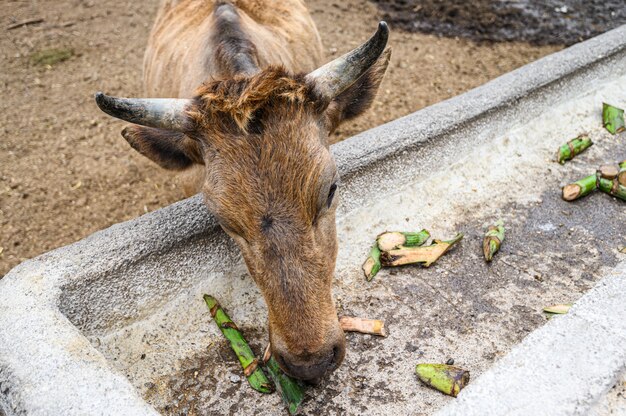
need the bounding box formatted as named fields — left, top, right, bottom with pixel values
left=58, top=72, right=626, bottom=415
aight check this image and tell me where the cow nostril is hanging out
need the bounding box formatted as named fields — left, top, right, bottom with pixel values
left=329, top=343, right=344, bottom=370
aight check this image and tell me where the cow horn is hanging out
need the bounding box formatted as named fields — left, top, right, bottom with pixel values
left=95, top=92, right=192, bottom=131
left=306, top=21, right=389, bottom=100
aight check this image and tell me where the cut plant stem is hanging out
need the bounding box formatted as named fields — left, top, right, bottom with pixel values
left=380, top=233, right=463, bottom=267
left=562, top=174, right=597, bottom=201
left=339, top=316, right=387, bottom=337
left=598, top=164, right=620, bottom=179
left=483, top=220, right=505, bottom=262
left=543, top=304, right=571, bottom=314
left=376, top=229, right=430, bottom=251
left=362, top=244, right=382, bottom=281
left=415, top=364, right=470, bottom=397
left=555, top=135, right=593, bottom=164
left=597, top=176, right=626, bottom=201
left=603, top=102, right=625, bottom=134
left=263, top=353, right=305, bottom=415
left=203, top=295, right=273, bottom=394
left=618, top=160, right=626, bottom=187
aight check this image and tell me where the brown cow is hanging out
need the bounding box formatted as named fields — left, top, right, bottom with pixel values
left=95, top=0, right=390, bottom=382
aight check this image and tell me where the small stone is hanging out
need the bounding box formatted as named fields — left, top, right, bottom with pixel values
left=446, top=358, right=454, bottom=365
left=229, top=374, right=241, bottom=383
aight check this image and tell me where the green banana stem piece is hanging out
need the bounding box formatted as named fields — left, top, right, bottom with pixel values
left=264, top=355, right=306, bottom=415
left=203, top=295, right=273, bottom=394
left=380, top=233, right=463, bottom=267
left=617, top=160, right=626, bottom=187
left=415, top=364, right=470, bottom=397
left=483, top=220, right=505, bottom=262
left=562, top=174, right=597, bottom=201
left=597, top=175, right=626, bottom=201
left=603, top=102, right=625, bottom=134
left=376, top=229, right=430, bottom=251
left=598, top=164, right=620, bottom=180
left=362, top=244, right=382, bottom=281
left=555, top=135, right=593, bottom=164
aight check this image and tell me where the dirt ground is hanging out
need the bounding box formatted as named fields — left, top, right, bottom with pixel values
left=373, top=0, right=626, bottom=45
left=0, top=0, right=561, bottom=277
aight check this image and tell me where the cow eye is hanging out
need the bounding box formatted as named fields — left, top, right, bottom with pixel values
left=327, top=183, right=337, bottom=208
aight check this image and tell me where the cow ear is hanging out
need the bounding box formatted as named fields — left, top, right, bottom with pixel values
left=324, top=48, right=391, bottom=133
left=121, top=125, right=204, bottom=170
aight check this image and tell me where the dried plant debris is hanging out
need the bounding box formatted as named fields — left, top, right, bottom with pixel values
left=339, top=316, right=387, bottom=337
left=483, top=220, right=505, bottom=262
left=203, top=295, right=273, bottom=394
left=380, top=234, right=463, bottom=267
left=415, top=364, right=470, bottom=397
left=7, top=17, right=44, bottom=30
left=603, top=103, right=625, bottom=134
left=555, top=135, right=593, bottom=164
left=543, top=304, right=572, bottom=317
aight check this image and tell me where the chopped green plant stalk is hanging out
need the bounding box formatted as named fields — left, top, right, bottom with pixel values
left=543, top=304, right=571, bottom=315
left=415, top=364, right=470, bottom=397
left=380, top=233, right=463, bottom=267
left=618, top=160, right=626, bottom=187
left=562, top=174, right=597, bottom=201
left=203, top=295, right=273, bottom=394
left=555, top=135, right=593, bottom=164
left=362, top=244, right=382, bottom=281
left=598, top=164, right=620, bottom=180
left=483, top=220, right=505, bottom=262
left=339, top=316, right=387, bottom=337
left=376, top=229, right=430, bottom=251
left=597, top=176, right=626, bottom=201
left=264, top=355, right=305, bottom=415
left=603, top=102, right=625, bottom=134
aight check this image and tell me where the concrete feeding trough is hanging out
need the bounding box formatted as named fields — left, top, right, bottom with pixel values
left=1, top=25, right=626, bottom=416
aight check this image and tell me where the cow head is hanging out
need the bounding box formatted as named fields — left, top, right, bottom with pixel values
left=95, top=23, right=390, bottom=382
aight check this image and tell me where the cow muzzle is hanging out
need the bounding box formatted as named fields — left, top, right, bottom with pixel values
left=271, top=327, right=346, bottom=383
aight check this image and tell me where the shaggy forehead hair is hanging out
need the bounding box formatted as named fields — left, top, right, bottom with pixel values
left=187, top=67, right=332, bottom=238
left=188, top=66, right=324, bottom=132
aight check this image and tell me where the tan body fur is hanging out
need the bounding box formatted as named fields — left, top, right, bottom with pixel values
left=144, top=0, right=323, bottom=98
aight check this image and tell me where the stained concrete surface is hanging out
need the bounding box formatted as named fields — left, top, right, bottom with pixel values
left=1, top=25, right=626, bottom=416
left=94, top=72, right=626, bottom=415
